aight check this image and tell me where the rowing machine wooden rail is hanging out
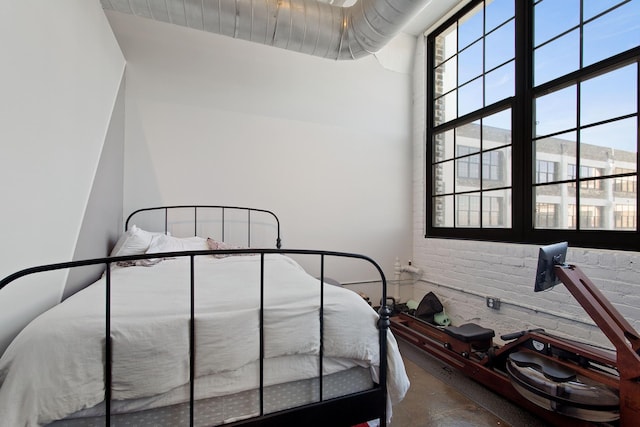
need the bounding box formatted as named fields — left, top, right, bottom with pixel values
left=391, top=246, right=639, bottom=426
left=555, top=263, right=640, bottom=425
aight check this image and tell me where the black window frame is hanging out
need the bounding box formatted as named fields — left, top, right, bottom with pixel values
left=425, top=0, right=640, bottom=251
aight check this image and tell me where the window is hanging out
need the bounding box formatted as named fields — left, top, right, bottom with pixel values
left=456, top=194, right=505, bottom=227
left=615, top=204, right=637, bottom=229
left=426, top=0, right=640, bottom=250
left=536, top=160, right=557, bottom=183
left=567, top=164, right=603, bottom=189
left=568, top=205, right=604, bottom=229
left=457, top=146, right=481, bottom=179
left=457, top=194, right=480, bottom=226
left=535, top=202, right=557, bottom=228
left=614, top=169, right=637, bottom=193
left=483, top=196, right=504, bottom=226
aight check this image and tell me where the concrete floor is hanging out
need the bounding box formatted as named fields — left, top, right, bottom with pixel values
left=391, top=339, right=550, bottom=427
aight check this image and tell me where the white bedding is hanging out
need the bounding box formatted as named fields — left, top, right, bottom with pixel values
left=0, top=254, right=409, bottom=427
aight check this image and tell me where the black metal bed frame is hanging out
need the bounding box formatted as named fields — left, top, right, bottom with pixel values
left=125, top=205, right=282, bottom=249
left=0, top=206, right=390, bottom=427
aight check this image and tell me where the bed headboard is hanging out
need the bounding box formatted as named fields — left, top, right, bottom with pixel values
left=0, top=205, right=282, bottom=357
left=125, top=205, right=282, bottom=249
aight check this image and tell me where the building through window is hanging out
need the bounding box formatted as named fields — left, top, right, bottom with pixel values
left=426, top=0, right=640, bottom=250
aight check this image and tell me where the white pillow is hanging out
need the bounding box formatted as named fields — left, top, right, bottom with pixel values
left=146, top=235, right=209, bottom=254
left=110, top=225, right=166, bottom=257
left=138, top=235, right=209, bottom=266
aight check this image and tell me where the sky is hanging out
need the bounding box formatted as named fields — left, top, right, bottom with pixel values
left=438, top=0, right=639, bottom=154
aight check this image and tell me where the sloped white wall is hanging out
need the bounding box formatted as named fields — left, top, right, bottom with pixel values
left=106, top=11, right=415, bottom=284
left=63, top=77, right=126, bottom=301
left=0, top=1, right=125, bottom=355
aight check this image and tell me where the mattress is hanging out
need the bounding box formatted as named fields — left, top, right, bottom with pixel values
left=48, top=366, right=373, bottom=427
left=0, top=253, right=409, bottom=427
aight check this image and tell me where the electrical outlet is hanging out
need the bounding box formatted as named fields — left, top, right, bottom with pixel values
left=486, top=296, right=501, bottom=310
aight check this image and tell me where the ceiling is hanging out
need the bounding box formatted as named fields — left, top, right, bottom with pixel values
left=101, top=0, right=465, bottom=60
left=318, top=0, right=355, bottom=5
left=319, top=0, right=465, bottom=35
left=403, top=0, right=465, bottom=35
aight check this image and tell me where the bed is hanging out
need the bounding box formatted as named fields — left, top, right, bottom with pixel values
left=0, top=205, right=409, bottom=427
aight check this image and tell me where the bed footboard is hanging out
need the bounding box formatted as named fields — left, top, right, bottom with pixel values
left=0, top=249, right=392, bottom=427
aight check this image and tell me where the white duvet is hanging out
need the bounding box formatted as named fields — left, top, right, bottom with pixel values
left=0, top=254, right=409, bottom=427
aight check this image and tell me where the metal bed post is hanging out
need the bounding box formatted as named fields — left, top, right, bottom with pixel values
left=377, top=264, right=389, bottom=427
left=194, top=207, right=198, bottom=237
left=248, top=210, right=251, bottom=248
left=105, top=263, right=112, bottom=426
left=319, top=254, right=325, bottom=402
left=189, top=255, right=196, bottom=426
left=164, top=208, right=168, bottom=234
left=222, top=207, right=225, bottom=243
left=259, top=254, right=265, bottom=417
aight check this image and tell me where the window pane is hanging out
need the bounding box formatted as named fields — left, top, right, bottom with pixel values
left=534, top=86, right=577, bottom=137
left=482, top=108, right=512, bottom=135
left=579, top=178, right=624, bottom=230
left=534, top=183, right=577, bottom=229
left=433, top=195, right=454, bottom=227
left=485, top=61, right=515, bottom=106
left=458, top=78, right=483, bottom=117
left=578, top=204, right=606, bottom=228
left=535, top=202, right=559, bottom=228
left=456, top=193, right=481, bottom=227
left=483, top=109, right=512, bottom=148
left=485, top=20, right=515, bottom=71
left=435, top=23, right=458, bottom=66
left=458, top=3, right=484, bottom=50
left=580, top=118, right=637, bottom=172
left=581, top=64, right=638, bottom=126
left=583, top=1, right=640, bottom=66
left=456, top=121, right=481, bottom=154
left=483, top=189, right=511, bottom=228
left=534, top=0, right=580, bottom=47
left=583, top=0, right=627, bottom=21
left=434, top=57, right=458, bottom=97
left=615, top=203, right=637, bottom=230
left=615, top=174, right=637, bottom=193
left=433, top=129, right=455, bottom=163
left=485, top=0, right=514, bottom=33
left=579, top=164, right=603, bottom=180
left=483, top=147, right=511, bottom=189
left=457, top=154, right=482, bottom=191
left=434, top=90, right=457, bottom=126
left=533, top=132, right=577, bottom=183
left=534, top=29, right=580, bottom=86
left=433, top=160, right=455, bottom=195
left=458, top=40, right=483, bottom=85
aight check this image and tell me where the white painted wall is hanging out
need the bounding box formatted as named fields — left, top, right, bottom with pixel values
left=0, top=1, right=125, bottom=355
left=411, top=35, right=640, bottom=350
left=106, top=11, right=415, bottom=284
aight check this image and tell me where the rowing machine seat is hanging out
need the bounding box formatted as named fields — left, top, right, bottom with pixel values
left=444, top=323, right=495, bottom=342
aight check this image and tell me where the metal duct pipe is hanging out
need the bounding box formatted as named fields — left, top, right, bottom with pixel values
left=100, top=0, right=428, bottom=60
